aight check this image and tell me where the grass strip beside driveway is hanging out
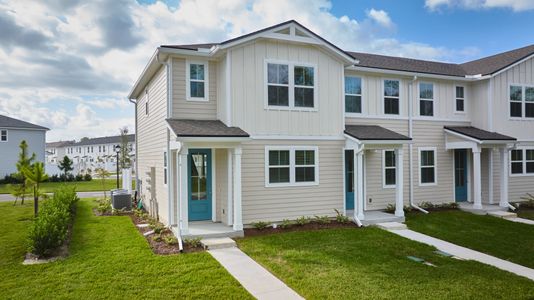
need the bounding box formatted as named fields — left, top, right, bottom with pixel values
left=237, top=228, right=534, bottom=300
left=406, top=210, right=534, bottom=269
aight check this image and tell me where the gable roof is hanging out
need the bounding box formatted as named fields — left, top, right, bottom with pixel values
left=344, top=125, right=411, bottom=141
left=444, top=126, right=516, bottom=141
left=0, top=114, right=49, bottom=130
left=460, top=44, right=534, bottom=76
left=166, top=119, right=249, bottom=138
left=74, top=134, right=135, bottom=146
left=46, top=140, right=75, bottom=148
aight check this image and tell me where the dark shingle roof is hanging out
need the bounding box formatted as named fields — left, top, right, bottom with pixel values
left=46, top=140, right=75, bottom=148
left=166, top=119, right=249, bottom=138
left=345, top=125, right=411, bottom=141
left=460, top=45, right=534, bottom=76
left=0, top=115, right=49, bottom=130
left=74, top=134, right=135, bottom=146
left=444, top=126, right=516, bottom=141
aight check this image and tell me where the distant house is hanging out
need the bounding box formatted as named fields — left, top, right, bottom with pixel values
left=46, top=140, right=75, bottom=164
left=0, top=115, right=49, bottom=177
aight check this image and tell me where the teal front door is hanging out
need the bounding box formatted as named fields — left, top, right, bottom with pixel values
left=345, top=150, right=355, bottom=210
left=188, top=149, right=212, bottom=221
left=454, top=149, right=468, bottom=202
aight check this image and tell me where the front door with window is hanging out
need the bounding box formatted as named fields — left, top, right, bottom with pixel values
left=188, top=149, right=212, bottom=221
left=454, top=149, right=468, bottom=202
left=345, top=150, right=355, bottom=210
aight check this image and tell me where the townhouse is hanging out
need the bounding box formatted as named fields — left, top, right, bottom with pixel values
left=128, top=20, right=534, bottom=237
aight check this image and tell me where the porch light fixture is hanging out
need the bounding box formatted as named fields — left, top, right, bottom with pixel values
left=114, top=145, right=121, bottom=189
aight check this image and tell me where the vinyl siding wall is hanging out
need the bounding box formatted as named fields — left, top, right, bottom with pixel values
left=0, top=129, right=46, bottom=176
left=215, top=149, right=229, bottom=224
left=136, top=66, right=170, bottom=225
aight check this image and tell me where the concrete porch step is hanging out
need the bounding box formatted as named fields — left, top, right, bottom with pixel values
left=374, top=222, right=407, bottom=230
left=201, top=237, right=236, bottom=250
left=487, top=211, right=517, bottom=219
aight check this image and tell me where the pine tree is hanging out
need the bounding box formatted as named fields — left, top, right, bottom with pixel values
left=58, top=156, right=74, bottom=181
left=14, top=140, right=36, bottom=205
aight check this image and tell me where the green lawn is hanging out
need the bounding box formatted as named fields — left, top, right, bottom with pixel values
left=406, top=210, right=534, bottom=269
left=0, top=199, right=251, bottom=299
left=518, top=210, right=534, bottom=220
left=237, top=228, right=534, bottom=299
left=0, top=179, right=135, bottom=194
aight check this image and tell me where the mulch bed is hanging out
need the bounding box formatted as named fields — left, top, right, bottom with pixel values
left=244, top=220, right=359, bottom=237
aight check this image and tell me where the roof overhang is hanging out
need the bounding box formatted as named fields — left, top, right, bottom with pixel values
left=444, top=127, right=517, bottom=150
left=346, top=65, right=483, bottom=81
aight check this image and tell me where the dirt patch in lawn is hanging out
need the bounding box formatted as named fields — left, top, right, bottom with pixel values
left=244, top=221, right=359, bottom=237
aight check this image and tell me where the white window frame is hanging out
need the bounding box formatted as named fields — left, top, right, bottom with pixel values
left=418, top=147, right=437, bottom=186
left=454, top=85, right=466, bottom=114
left=383, top=78, right=401, bottom=115
left=0, top=129, right=7, bottom=142
left=419, top=82, right=435, bottom=117
left=186, top=60, right=209, bottom=102
left=509, top=148, right=534, bottom=177
left=382, top=149, right=396, bottom=188
left=264, top=59, right=318, bottom=111
left=163, top=150, right=168, bottom=185
left=344, top=76, right=363, bottom=115
left=145, top=89, right=149, bottom=116
left=264, top=145, right=319, bottom=187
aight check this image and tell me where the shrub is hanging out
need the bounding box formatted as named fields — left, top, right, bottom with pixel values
left=184, top=237, right=202, bottom=248
left=385, top=204, right=395, bottom=213
left=27, top=186, right=78, bottom=257
left=251, top=221, right=270, bottom=230
left=334, top=209, right=350, bottom=223
left=519, top=193, right=534, bottom=208
left=314, top=215, right=331, bottom=224
left=295, top=216, right=311, bottom=226
left=419, top=201, right=435, bottom=209
left=280, top=219, right=293, bottom=229
left=96, top=198, right=111, bottom=214
left=75, top=174, right=83, bottom=182
left=152, top=234, right=163, bottom=242
left=0, top=173, right=22, bottom=184
left=164, top=235, right=178, bottom=245
left=150, top=222, right=166, bottom=234
left=441, top=202, right=459, bottom=209
left=84, top=174, right=92, bottom=181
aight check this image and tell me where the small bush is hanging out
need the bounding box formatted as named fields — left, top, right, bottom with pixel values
left=152, top=234, right=163, bottom=243
left=441, top=202, right=459, bottom=209
left=0, top=173, right=22, bottom=184
left=385, top=204, right=395, bottom=213
left=314, top=215, right=331, bottom=224
left=334, top=209, right=350, bottom=223
left=251, top=221, right=270, bottom=230
left=150, top=222, right=166, bottom=234
left=164, top=235, right=178, bottom=245
left=84, top=174, right=92, bottom=181
left=75, top=174, right=83, bottom=182
left=184, top=237, right=202, bottom=248
left=280, top=219, right=293, bottom=229
left=295, top=216, right=311, bottom=226
left=419, top=201, right=435, bottom=209
left=96, top=198, right=111, bottom=214
left=519, top=193, right=534, bottom=208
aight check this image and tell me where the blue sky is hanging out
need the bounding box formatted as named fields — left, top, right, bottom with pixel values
left=1, top=0, right=533, bottom=141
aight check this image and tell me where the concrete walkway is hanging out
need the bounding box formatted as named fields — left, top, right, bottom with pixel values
left=209, top=247, right=303, bottom=300
left=0, top=191, right=106, bottom=202
left=385, top=225, right=534, bottom=281
left=508, top=217, right=534, bottom=225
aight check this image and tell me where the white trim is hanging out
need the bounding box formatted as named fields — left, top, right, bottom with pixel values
left=226, top=51, right=232, bottom=126
left=418, top=81, right=435, bottom=117
left=492, top=53, right=534, bottom=77
left=345, top=114, right=470, bottom=123
left=508, top=83, right=534, bottom=120
left=509, top=147, right=534, bottom=177
left=186, top=59, right=209, bottom=101
left=0, top=129, right=7, bottom=142
left=232, top=147, right=243, bottom=231
left=227, top=150, right=233, bottom=226
left=163, top=150, right=168, bottom=186
left=454, top=85, right=466, bottom=114
left=342, top=147, right=347, bottom=216
left=488, top=78, right=493, bottom=130
left=382, top=149, right=396, bottom=188
left=347, top=65, right=477, bottom=81
left=344, top=75, right=363, bottom=114
left=382, top=78, right=401, bottom=115
left=250, top=135, right=344, bottom=141
left=212, top=150, right=217, bottom=222
left=264, top=59, right=318, bottom=111
left=264, top=145, right=319, bottom=187
left=418, top=147, right=437, bottom=186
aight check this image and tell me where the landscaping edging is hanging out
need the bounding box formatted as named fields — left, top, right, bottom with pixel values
left=244, top=220, right=359, bottom=237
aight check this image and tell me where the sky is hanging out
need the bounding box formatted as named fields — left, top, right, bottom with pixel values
left=1, top=0, right=533, bottom=142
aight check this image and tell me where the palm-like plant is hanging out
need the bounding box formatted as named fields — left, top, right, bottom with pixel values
left=22, top=162, right=49, bottom=217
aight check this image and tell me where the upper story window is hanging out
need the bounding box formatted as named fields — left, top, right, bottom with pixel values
left=163, top=151, right=168, bottom=185
left=384, top=80, right=400, bottom=115
left=144, top=89, right=149, bottom=116
left=0, top=129, right=7, bottom=142
left=187, top=61, right=208, bottom=101
left=510, top=85, right=534, bottom=118
left=455, top=86, right=465, bottom=112
left=383, top=150, right=396, bottom=187
left=419, top=82, right=434, bottom=116
left=265, top=146, right=318, bottom=187
left=266, top=61, right=316, bottom=109
left=511, top=149, right=534, bottom=175
left=419, top=147, right=436, bottom=185
left=345, top=76, right=362, bottom=113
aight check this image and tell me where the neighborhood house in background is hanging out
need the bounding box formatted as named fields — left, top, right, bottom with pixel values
left=0, top=115, right=48, bottom=177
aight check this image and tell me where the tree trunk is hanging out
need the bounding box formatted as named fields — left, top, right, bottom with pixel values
left=33, top=186, right=38, bottom=217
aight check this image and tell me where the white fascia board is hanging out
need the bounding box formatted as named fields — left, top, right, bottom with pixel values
left=177, top=136, right=250, bottom=143
left=127, top=48, right=159, bottom=100
left=1, top=127, right=48, bottom=131
left=360, top=139, right=413, bottom=145
left=444, top=129, right=481, bottom=143
left=347, top=66, right=477, bottom=81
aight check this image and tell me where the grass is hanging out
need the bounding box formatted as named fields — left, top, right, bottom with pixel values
left=237, top=228, right=534, bottom=299
left=406, top=210, right=534, bottom=269
left=0, top=179, right=135, bottom=194
left=518, top=210, right=534, bottom=220
left=0, top=199, right=251, bottom=299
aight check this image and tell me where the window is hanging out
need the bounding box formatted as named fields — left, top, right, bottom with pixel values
left=266, top=61, right=316, bottom=109
left=526, top=87, right=534, bottom=118
left=455, top=86, right=465, bottom=112
left=419, top=148, right=436, bottom=185
left=163, top=152, right=168, bottom=185
left=527, top=150, right=534, bottom=174
left=266, top=146, right=318, bottom=186
left=510, top=85, right=522, bottom=117
left=345, top=76, right=362, bottom=113
left=145, top=89, right=149, bottom=116
left=0, top=129, right=7, bottom=142
left=510, top=149, right=534, bottom=175
left=383, top=150, right=396, bottom=187
left=384, top=80, right=400, bottom=115
left=419, top=82, right=434, bottom=116
left=187, top=61, right=208, bottom=101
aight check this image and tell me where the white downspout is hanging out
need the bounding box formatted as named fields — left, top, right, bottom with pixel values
left=408, top=76, right=429, bottom=214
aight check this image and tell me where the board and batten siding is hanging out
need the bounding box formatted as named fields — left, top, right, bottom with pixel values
left=215, top=149, right=229, bottom=224
left=240, top=139, right=344, bottom=224
left=229, top=40, right=344, bottom=136
left=136, top=66, right=170, bottom=225
left=172, top=58, right=218, bottom=120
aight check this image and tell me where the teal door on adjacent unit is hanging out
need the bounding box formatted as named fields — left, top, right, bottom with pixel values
left=188, top=149, right=212, bottom=221
left=454, top=149, right=468, bottom=202
left=345, top=150, right=355, bottom=210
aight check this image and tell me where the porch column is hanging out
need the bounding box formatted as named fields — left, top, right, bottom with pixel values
left=472, top=147, right=483, bottom=209
left=227, top=150, right=233, bottom=226
left=178, top=147, right=189, bottom=235
left=488, top=148, right=494, bottom=204
left=355, top=150, right=365, bottom=220
left=395, top=148, right=404, bottom=217
left=499, top=147, right=509, bottom=208
left=232, top=147, right=243, bottom=231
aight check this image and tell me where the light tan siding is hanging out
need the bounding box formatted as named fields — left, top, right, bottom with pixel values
left=172, top=58, right=218, bottom=120
left=136, top=66, right=170, bottom=224
left=215, top=149, right=229, bottom=224
left=241, top=139, right=344, bottom=224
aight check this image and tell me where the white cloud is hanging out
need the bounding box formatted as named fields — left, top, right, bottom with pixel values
left=425, top=0, right=534, bottom=11
left=366, top=9, right=393, bottom=28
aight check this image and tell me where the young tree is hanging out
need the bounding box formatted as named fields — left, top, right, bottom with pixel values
left=95, top=167, right=111, bottom=200
left=23, top=162, right=48, bottom=217
left=58, top=156, right=73, bottom=181
left=119, top=127, right=132, bottom=169
left=14, top=140, right=36, bottom=205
